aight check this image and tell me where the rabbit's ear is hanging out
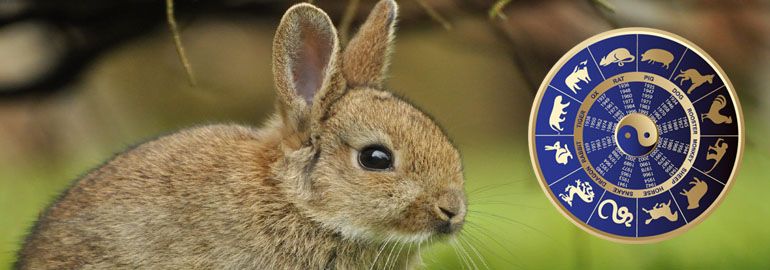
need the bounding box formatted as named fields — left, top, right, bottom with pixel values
left=342, top=0, right=398, bottom=89
left=273, top=4, right=345, bottom=134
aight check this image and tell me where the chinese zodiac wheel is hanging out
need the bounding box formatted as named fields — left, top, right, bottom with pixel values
left=529, top=28, right=743, bottom=242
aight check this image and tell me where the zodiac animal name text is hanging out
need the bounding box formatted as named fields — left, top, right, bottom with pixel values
left=675, top=68, right=714, bottom=94
left=549, top=96, right=570, bottom=132
left=544, top=141, right=573, bottom=165
left=565, top=61, right=591, bottom=94
left=641, top=48, right=674, bottom=69
left=702, top=95, right=733, bottom=125
left=559, top=179, right=595, bottom=207
left=600, top=48, right=635, bottom=67
left=598, top=199, right=634, bottom=227
left=680, top=177, right=708, bottom=210
left=643, top=200, right=679, bottom=224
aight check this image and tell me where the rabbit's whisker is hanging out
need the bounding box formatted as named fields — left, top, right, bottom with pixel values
left=456, top=235, right=480, bottom=270
left=468, top=201, right=542, bottom=210
left=448, top=238, right=468, bottom=270
left=369, top=234, right=392, bottom=270
left=467, top=210, right=554, bottom=241
left=382, top=237, right=399, bottom=270
left=459, top=233, right=489, bottom=270
left=462, top=221, right=521, bottom=268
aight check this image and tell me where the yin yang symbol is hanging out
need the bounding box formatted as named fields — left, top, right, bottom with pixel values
left=615, top=113, right=658, bottom=156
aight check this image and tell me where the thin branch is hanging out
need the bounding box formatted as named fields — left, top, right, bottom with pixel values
left=591, top=0, right=615, bottom=13
left=415, top=0, right=452, bottom=30
left=488, top=0, right=511, bottom=20
left=339, top=0, right=361, bottom=45
left=166, top=0, right=197, bottom=86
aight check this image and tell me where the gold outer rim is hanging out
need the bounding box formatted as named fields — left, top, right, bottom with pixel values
left=528, top=27, right=745, bottom=244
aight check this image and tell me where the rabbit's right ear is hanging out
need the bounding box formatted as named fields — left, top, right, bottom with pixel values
left=273, top=4, right=345, bottom=141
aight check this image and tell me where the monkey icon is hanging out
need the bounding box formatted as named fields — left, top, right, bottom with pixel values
left=705, top=138, right=728, bottom=174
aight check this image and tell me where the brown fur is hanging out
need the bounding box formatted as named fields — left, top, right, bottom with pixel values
left=15, top=1, right=465, bottom=269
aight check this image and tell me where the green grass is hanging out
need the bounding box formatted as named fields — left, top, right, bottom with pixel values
left=2, top=141, right=769, bottom=269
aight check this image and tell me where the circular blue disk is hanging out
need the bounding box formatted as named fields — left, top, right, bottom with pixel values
left=529, top=28, right=743, bottom=243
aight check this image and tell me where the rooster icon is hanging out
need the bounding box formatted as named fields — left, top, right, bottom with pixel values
left=702, top=95, right=733, bottom=125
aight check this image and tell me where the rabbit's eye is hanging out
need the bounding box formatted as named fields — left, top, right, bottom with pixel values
left=358, top=145, right=393, bottom=171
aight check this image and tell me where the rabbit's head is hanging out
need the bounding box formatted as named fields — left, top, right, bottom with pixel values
left=272, top=0, right=465, bottom=244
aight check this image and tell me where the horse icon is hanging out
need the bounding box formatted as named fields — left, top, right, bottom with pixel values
left=705, top=138, right=728, bottom=173
left=702, top=95, right=733, bottom=125
left=549, top=96, right=570, bottom=132
left=675, top=68, right=714, bottom=94
left=564, top=61, right=591, bottom=94
left=641, top=48, right=674, bottom=69
left=544, top=141, right=573, bottom=165
left=642, top=200, right=679, bottom=224
left=600, top=48, right=635, bottom=67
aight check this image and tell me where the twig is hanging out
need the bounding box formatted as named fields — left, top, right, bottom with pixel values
left=488, top=0, right=511, bottom=20
left=591, top=0, right=615, bottom=13
left=587, top=0, right=618, bottom=28
left=415, top=0, right=452, bottom=30
left=339, top=0, right=361, bottom=45
left=166, top=0, right=197, bottom=86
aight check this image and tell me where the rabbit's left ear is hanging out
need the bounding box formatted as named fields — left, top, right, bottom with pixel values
left=273, top=4, right=346, bottom=139
left=342, top=0, right=398, bottom=89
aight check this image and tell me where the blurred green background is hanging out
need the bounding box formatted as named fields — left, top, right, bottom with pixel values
left=1, top=0, right=769, bottom=269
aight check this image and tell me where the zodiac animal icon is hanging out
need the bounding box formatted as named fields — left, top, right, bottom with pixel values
left=549, top=95, right=570, bottom=132
left=680, top=177, right=708, bottom=210
left=641, top=48, right=674, bottom=69
left=600, top=48, right=635, bottom=67
left=642, top=200, right=679, bottom=224
left=675, top=68, right=715, bottom=94
left=544, top=141, right=573, bottom=165
left=559, top=179, right=595, bottom=207
left=598, top=199, right=634, bottom=227
left=702, top=95, right=733, bottom=125
left=564, top=61, right=591, bottom=94
left=705, top=138, right=728, bottom=173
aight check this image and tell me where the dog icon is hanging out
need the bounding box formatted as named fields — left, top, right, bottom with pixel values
left=675, top=69, right=714, bottom=94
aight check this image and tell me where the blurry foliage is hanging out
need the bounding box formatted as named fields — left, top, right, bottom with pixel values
left=1, top=0, right=770, bottom=269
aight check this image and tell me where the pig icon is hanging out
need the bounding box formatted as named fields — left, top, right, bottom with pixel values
left=641, top=48, right=674, bottom=69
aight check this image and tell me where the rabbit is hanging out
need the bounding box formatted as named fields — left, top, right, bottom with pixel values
left=14, top=1, right=467, bottom=269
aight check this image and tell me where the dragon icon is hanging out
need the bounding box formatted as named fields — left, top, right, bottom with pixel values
left=559, top=179, right=595, bottom=207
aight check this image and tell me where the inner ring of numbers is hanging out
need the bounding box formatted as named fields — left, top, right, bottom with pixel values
left=574, top=72, right=700, bottom=198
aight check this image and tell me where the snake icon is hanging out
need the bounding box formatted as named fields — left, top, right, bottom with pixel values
left=598, top=199, right=634, bottom=227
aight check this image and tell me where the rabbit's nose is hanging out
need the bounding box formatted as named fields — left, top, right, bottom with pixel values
left=434, top=190, right=466, bottom=234
left=438, top=206, right=457, bottom=219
